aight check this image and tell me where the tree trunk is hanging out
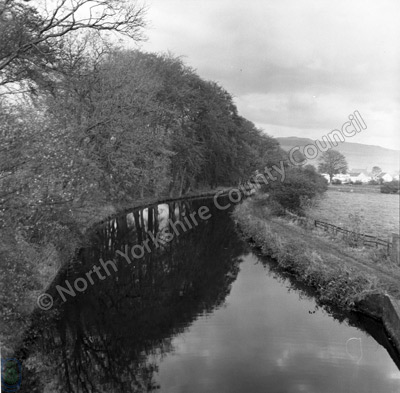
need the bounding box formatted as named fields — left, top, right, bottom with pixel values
left=179, top=167, right=187, bottom=197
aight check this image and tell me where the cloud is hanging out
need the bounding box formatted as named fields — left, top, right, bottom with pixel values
left=142, top=0, right=400, bottom=149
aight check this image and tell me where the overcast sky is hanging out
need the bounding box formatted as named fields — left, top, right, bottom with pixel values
left=138, top=0, right=400, bottom=150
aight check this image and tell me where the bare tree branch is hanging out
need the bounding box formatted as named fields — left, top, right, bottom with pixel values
left=0, top=0, right=147, bottom=85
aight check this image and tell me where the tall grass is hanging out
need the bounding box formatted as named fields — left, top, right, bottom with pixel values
left=233, top=199, right=383, bottom=310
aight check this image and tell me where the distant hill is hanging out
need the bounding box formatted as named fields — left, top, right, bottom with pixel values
left=276, top=137, right=400, bottom=174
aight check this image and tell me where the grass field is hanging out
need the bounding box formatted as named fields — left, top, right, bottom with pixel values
left=307, top=189, right=400, bottom=239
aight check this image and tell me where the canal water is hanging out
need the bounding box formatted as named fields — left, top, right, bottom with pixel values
left=15, top=197, right=400, bottom=392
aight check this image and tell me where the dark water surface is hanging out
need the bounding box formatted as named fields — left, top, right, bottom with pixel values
left=15, top=197, right=400, bottom=392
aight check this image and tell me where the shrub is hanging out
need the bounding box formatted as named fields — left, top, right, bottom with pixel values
left=262, top=166, right=328, bottom=213
left=331, top=179, right=342, bottom=185
left=380, top=180, right=400, bottom=194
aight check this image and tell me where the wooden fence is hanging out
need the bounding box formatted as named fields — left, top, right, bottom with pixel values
left=314, top=220, right=392, bottom=253
left=284, top=210, right=392, bottom=253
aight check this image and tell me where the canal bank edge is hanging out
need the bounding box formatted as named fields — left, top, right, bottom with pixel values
left=84, top=187, right=237, bottom=235
left=233, top=199, right=400, bottom=356
left=356, top=294, right=400, bottom=353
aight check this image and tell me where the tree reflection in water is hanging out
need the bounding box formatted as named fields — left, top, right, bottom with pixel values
left=18, top=197, right=247, bottom=392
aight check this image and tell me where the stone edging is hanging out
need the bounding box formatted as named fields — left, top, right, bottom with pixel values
left=356, top=294, right=400, bottom=352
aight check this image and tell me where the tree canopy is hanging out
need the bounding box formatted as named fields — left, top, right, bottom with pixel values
left=318, top=150, right=348, bottom=182
left=1, top=44, right=283, bottom=234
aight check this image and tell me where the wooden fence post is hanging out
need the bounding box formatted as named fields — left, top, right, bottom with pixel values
left=391, top=233, right=399, bottom=264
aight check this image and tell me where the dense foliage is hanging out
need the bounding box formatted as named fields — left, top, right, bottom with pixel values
left=262, top=165, right=328, bottom=213
left=1, top=48, right=283, bottom=231
left=380, top=180, right=400, bottom=194
left=1, top=2, right=285, bottom=239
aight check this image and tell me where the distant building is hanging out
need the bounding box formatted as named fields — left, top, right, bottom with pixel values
left=348, top=171, right=370, bottom=183
left=332, top=173, right=351, bottom=183
left=320, top=173, right=330, bottom=182
left=378, top=172, right=393, bottom=183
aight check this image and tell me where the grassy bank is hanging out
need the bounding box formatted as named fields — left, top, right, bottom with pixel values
left=233, top=196, right=400, bottom=312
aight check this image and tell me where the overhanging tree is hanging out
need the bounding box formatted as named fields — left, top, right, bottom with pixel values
left=0, top=0, right=147, bottom=88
